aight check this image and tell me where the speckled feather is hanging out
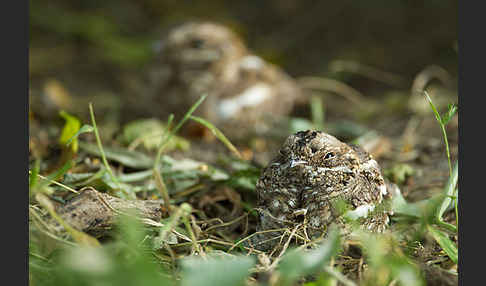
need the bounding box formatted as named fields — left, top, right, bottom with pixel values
left=252, top=130, right=391, bottom=251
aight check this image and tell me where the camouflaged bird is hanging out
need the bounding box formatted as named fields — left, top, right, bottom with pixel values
left=144, top=21, right=301, bottom=140
left=251, top=130, right=393, bottom=251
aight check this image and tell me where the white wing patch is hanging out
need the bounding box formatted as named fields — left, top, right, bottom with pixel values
left=345, top=204, right=375, bottom=220
left=379, top=184, right=387, bottom=195
left=240, top=55, right=264, bottom=70
left=361, top=159, right=379, bottom=170
left=317, top=166, right=354, bottom=173
left=218, top=83, right=272, bottom=119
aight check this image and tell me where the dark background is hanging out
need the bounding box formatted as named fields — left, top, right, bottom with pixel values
left=29, top=0, right=458, bottom=103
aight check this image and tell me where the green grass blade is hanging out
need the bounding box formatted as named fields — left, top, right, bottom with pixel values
left=154, top=95, right=207, bottom=169
left=153, top=168, right=171, bottom=213
left=152, top=114, right=174, bottom=166
left=189, top=115, right=242, bottom=159
left=454, top=187, right=459, bottom=227
left=66, top=124, right=94, bottom=146
left=29, top=160, right=77, bottom=197
left=423, top=91, right=442, bottom=123
left=424, top=91, right=455, bottom=177
left=436, top=161, right=458, bottom=222
left=29, top=159, right=41, bottom=190
left=37, top=159, right=74, bottom=192
left=310, top=95, right=325, bottom=130
left=427, top=225, right=458, bottom=264
left=89, top=103, right=130, bottom=198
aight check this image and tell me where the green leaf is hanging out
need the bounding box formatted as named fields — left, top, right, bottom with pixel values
left=101, top=173, right=143, bottom=194
left=190, top=115, right=242, bottom=159
left=358, top=232, right=425, bottom=286
left=391, top=195, right=424, bottom=220
left=59, top=110, right=81, bottom=152
left=79, top=141, right=154, bottom=169
left=62, top=172, right=97, bottom=184
left=278, top=228, right=341, bottom=285
left=122, top=118, right=189, bottom=151
left=66, top=124, right=94, bottom=146
left=180, top=255, right=255, bottom=286
left=427, top=225, right=458, bottom=264
left=116, top=169, right=154, bottom=183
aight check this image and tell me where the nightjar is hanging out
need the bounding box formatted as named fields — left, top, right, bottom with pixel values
left=142, top=21, right=301, bottom=140
left=252, top=130, right=393, bottom=251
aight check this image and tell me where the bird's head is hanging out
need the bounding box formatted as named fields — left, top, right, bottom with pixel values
left=160, top=22, right=247, bottom=72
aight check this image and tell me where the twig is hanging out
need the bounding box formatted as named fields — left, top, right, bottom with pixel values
left=269, top=224, right=302, bottom=268
left=172, top=238, right=265, bottom=254
left=228, top=228, right=289, bottom=252
left=204, top=213, right=248, bottom=232
left=89, top=103, right=128, bottom=198
left=29, top=171, right=79, bottom=194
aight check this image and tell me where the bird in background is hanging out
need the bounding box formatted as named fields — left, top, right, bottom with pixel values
left=128, top=21, right=303, bottom=141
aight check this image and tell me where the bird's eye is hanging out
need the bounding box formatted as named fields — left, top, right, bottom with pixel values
left=324, top=152, right=335, bottom=159
left=190, top=38, right=205, bottom=48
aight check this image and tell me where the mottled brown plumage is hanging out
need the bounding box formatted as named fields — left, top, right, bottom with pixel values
left=252, top=130, right=392, bottom=251
left=145, top=22, right=301, bottom=140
